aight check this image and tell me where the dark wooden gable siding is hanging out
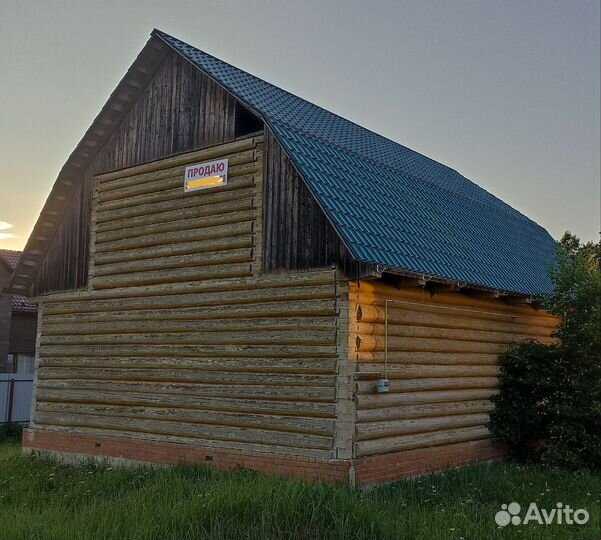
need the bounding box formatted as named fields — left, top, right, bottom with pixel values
left=263, top=130, right=372, bottom=279
left=32, top=177, right=92, bottom=295
left=32, top=51, right=240, bottom=296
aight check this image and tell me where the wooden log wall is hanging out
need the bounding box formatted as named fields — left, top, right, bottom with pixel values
left=349, top=280, right=558, bottom=458
left=32, top=50, right=238, bottom=296
left=32, top=137, right=345, bottom=459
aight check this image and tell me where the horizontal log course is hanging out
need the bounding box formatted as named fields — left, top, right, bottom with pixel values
left=36, top=388, right=337, bottom=417
left=38, top=356, right=337, bottom=374
left=355, top=322, right=550, bottom=346
left=35, top=402, right=334, bottom=436
left=355, top=302, right=558, bottom=331
left=36, top=378, right=336, bottom=402
left=354, top=363, right=499, bottom=379
left=355, top=413, right=490, bottom=441
left=38, top=343, right=339, bottom=359
left=94, top=247, right=253, bottom=277
left=355, top=304, right=554, bottom=336
left=98, top=149, right=258, bottom=201
left=354, top=425, right=491, bottom=457
left=97, top=160, right=258, bottom=212
left=355, top=335, right=507, bottom=354
left=355, top=351, right=500, bottom=365
left=42, top=316, right=337, bottom=337
left=355, top=400, right=494, bottom=423
left=37, top=367, right=336, bottom=388
left=34, top=269, right=336, bottom=304
left=95, top=218, right=253, bottom=253
left=96, top=136, right=261, bottom=184
left=43, top=280, right=337, bottom=314
left=356, top=388, right=498, bottom=409
left=355, top=377, right=499, bottom=394
left=95, top=198, right=254, bottom=243
left=96, top=179, right=256, bottom=225
left=40, top=329, right=336, bottom=347
left=94, top=235, right=253, bottom=266
left=92, top=261, right=253, bottom=289
left=34, top=424, right=331, bottom=459
left=42, top=299, right=338, bottom=325
left=97, top=162, right=260, bottom=213
left=33, top=411, right=331, bottom=450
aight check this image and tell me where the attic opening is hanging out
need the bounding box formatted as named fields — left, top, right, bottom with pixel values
left=235, top=101, right=263, bottom=137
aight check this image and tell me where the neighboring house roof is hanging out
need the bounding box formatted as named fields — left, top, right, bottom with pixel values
left=155, top=30, right=556, bottom=296
left=0, top=250, right=37, bottom=313
left=0, top=249, right=21, bottom=271
left=10, top=29, right=557, bottom=297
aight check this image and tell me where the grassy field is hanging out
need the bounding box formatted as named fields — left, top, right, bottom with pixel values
left=0, top=440, right=599, bottom=540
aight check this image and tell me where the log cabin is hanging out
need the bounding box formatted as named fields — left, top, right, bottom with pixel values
left=11, top=30, right=558, bottom=486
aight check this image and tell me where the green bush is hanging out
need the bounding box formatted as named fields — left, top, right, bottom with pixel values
left=489, top=233, right=601, bottom=470
left=0, top=422, right=24, bottom=441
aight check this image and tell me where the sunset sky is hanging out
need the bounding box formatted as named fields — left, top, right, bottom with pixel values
left=0, top=0, right=599, bottom=252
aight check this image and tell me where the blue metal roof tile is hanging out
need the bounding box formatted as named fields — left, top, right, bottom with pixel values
left=155, top=30, right=557, bottom=296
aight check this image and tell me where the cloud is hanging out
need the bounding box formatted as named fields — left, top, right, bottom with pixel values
left=0, top=221, right=16, bottom=240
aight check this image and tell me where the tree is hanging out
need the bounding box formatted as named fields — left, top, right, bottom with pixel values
left=489, top=232, right=601, bottom=469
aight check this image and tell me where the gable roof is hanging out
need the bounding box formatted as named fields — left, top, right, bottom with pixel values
left=154, top=30, right=556, bottom=296
left=11, top=29, right=556, bottom=297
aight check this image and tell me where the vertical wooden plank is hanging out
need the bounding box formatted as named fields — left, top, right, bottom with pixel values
left=252, top=141, right=265, bottom=277
left=87, top=174, right=98, bottom=290
left=262, top=132, right=360, bottom=277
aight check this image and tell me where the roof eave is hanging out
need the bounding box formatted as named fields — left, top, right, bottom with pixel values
left=7, top=34, right=171, bottom=295
left=364, top=262, right=544, bottom=299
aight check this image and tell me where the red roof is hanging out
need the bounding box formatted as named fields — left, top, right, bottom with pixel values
left=0, top=250, right=37, bottom=314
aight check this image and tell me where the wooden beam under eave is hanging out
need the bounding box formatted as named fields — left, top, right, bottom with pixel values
left=125, top=78, right=143, bottom=89
left=465, top=289, right=506, bottom=300
left=504, top=296, right=533, bottom=305
left=399, top=277, right=428, bottom=288
left=428, top=282, right=462, bottom=295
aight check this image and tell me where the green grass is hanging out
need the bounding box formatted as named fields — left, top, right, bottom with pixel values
left=0, top=441, right=599, bottom=540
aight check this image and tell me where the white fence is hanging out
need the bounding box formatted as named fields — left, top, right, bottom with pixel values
left=0, top=373, right=33, bottom=423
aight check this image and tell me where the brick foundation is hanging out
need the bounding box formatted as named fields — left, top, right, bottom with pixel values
left=353, top=439, right=508, bottom=485
left=22, top=429, right=506, bottom=487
